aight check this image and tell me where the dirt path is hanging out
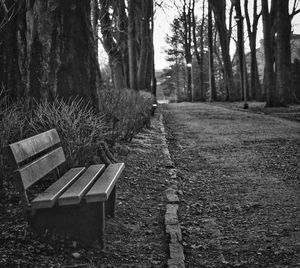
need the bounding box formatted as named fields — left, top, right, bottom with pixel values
left=163, top=103, right=300, bottom=268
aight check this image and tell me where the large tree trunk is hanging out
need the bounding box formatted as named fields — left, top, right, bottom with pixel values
left=208, top=0, right=236, bottom=101
left=137, top=0, right=152, bottom=92
left=128, top=0, right=138, bottom=90
left=150, top=2, right=156, bottom=97
left=261, top=0, right=279, bottom=107
left=208, top=2, right=217, bottom=102
left=0, top=0, right=101, bottom=106
left=276, top=0, right=291, bottom=105
left=183, top=0, right=192, bottom=102
left=233, top=0, right=245, bottom=101
left=99, top=0, right=126, bottom=90
left=192, top=0, right=205, bottom=102
left=249, top=37, right=261, bottom=99
left=91, top=0, right=99, bottom=62
left=110, top=0, right=130, bottom=88
left=0, top=0, right=22, bottom=100
left=244, top=0, right=261, bottom=100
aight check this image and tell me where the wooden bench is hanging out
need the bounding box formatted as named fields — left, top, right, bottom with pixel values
left=7, top=129, right=124, bottom=247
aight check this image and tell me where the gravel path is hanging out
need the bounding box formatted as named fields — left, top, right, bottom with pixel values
left=163, top=102, right=300, bottom=268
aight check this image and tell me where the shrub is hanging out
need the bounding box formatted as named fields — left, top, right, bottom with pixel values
left=98, top=89, right=153, bottom=141
left=0, top=98, right=108, bottom=196
left=0, top=100, right=29, bottom=149
left=0, top=98, right=31, bottom=195
left=27, top=98, right=109, bottom=166
left=0, top=89, right=153, bottom=195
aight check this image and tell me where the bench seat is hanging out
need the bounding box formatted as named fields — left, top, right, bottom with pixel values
left=85, top=163, right=125, bottom=203
left=7, top=129, right=125, bottom=247
left=31, top=167, right=86, bottom=209
left=31, top=163, right=124, bottom=208
left=58, top=164, right=105, bottom=206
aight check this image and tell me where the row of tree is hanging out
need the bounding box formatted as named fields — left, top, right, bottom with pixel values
left=0, top=0, right=156, bottom=106
left=163, top=0, right=300, bottom=107
left=97, top=0, right=155, bottom=92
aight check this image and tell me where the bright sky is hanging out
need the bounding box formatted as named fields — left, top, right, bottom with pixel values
left=98, top=2, right=176, bottom=69
left=153, top=1, right=300, bottom=70
left=154, top=2, right=176, bottom=70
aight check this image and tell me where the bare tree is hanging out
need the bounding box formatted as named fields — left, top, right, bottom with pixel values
left=128, top=0, right=138, bottom=90
left=208, top=1, right=217, bottom=101
left=290, top=0, right=300, bottom=19
left=149, top=1, right=157, bottom=96
left=191, top=0, right=205, bottom=101
left=182, top=0, right=193, bottom=101
left=137, top=0, right=153, bottom=92
left=232, top=0, right=248, bottom=107
left=99, top=0, right=126, bottom=90
left=244, top=0, right=261, bottom=100
left=261, top=0, right=278, bottom=107
left=208, top=0, right=236, bottom=101
left=276, top=0, right=292, bottom=105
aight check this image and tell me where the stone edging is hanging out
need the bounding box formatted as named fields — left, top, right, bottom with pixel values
left=159, top=113, right=185, bottom=268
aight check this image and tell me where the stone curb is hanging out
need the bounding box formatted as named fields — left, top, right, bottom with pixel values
left=159, top=113, right=185, bottom=268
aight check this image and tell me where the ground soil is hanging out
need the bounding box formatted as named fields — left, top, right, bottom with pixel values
left=1, top=102, right=299, bottom=267
left=0, top=112, right=169, bottom=267
left=163, top=102, right=300, bottom=268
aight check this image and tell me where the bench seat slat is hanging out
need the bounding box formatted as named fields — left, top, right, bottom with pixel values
left=85, top=163, right=125, bottom=203
left=9, top=129, right=60, bottom=165
left=58, top=164, right=106, bottom=206
left=17, top=147, right=66, bottom=189
left=31, top=167, right=86, bottom=209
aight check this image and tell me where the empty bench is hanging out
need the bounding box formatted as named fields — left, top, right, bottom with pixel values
left=7, top=129, right=124, bottom=247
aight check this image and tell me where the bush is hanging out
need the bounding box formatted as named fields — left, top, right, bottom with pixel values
left=0, top=90, right=154, bottom=195
left=27, top=98, right=109, bottom=166
left=0, top=99, right=30, bottom=194
left=98, top=89, right=154, bottom=142
left=0, top=98, right=108, bottom=196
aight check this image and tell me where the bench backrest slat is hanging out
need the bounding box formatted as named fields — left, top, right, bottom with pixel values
left=17, top=147, right=66, bottom=189
left=9, top=129, right=61, bottom=166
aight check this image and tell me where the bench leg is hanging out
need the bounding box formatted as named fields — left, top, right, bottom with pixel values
left=29, top=201, right=106, bottom=248
left=105, top=186, right=116, bottom=218
left=98, top=202, right=105, bottom=248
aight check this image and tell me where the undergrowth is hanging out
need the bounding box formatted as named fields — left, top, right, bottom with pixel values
left=0, top=89, right=153, bottom=195
left=98, top=89, right=153, bottom=142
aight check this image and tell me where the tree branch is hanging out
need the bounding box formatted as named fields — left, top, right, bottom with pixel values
left=290, top=8, right=300, bottom=19
left=1, top=0, right=9, bottom=13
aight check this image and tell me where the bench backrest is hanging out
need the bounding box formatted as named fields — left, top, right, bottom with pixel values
left=7, top=129, right=66, bottom=207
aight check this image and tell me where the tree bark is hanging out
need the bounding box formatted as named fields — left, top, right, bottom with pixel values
left=0, top=0, right=101, bottom=106
left=183, top=0, right=192, bottom=102
left=149, top=1, right=156, bottom=96
left=244, top=0, right=261, bottom=100
left=0, top=0, right=23, bottom=100
left=208, top=2, right=217, bottom=102
left=276, top=0, right=291, bottom=105
left=128, top=0, right=138, bottom=90
left=99, top=0, right=126, bottom=90
left=112, top=0, right=129, bottom=88
left=261, top=0, right=278, bottom=107
left=137, top=0, right=152, bottom=91
left=233, top=0, right=245, bottom=101
left=91, top=0, right=99, bottom=62
left=192, top=0, right=205, bottom=101
left=208, top=0, right=236, bottom=101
